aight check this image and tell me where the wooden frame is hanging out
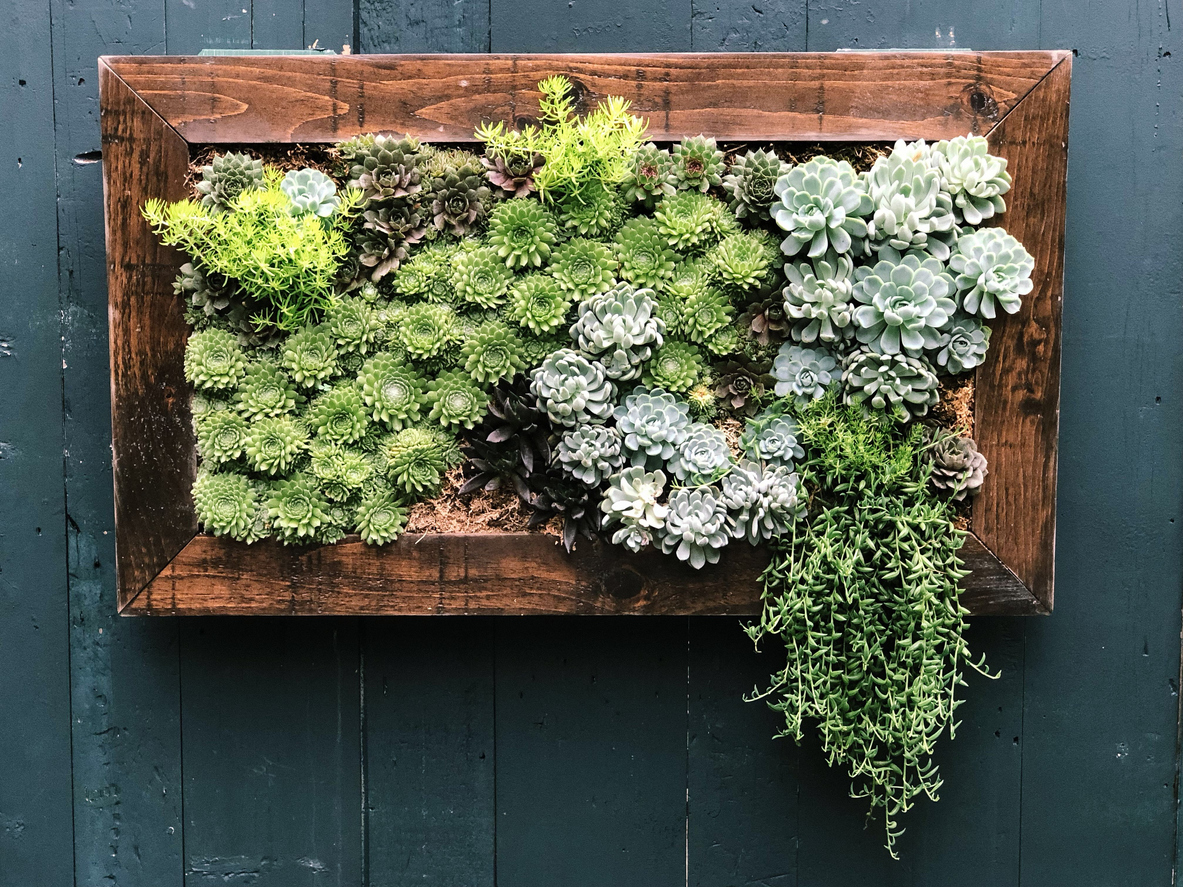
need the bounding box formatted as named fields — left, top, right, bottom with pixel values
left=99, top=51, right=1069, bottom=616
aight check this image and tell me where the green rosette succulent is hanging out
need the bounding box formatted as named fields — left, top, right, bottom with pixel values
left=773, top=342, right=840, bottom=407
left=355, top=491, right=408, bottom=545
left=614, top=386, right=692, bottom=467
left=930, top=434, right=989, bottom=501
left=657, top=487, right=732, bottom=569
left=654, top=191, right=737, bottom=254
left=570, top=282, right=665, bottom=381
left=267, top=473, right=331, bottom=544
left=703, top=324, right=741, bottom=357
left=308, top=440, right=376, bottom=501
left=686, top=383, right=718, bottom=421
left=357, top=352, right=427, bottom=428
left=933, top=315, right=990, bottom=374
left=244, top=415, right=309, bottom=475
left=192, top=470, right=260, bottom=540
left=487, top=199, right=559, bottom=269
left=671, top=136, right=725, bottom=192
left=680, top=284, right=733, bottom=345
left=357, top=201, right=427, bottom=281
left=385, top=426, right=449, bottom=497
left=852, top=250, right=957, bottom=356
left=772, top=157, right=873, bottom=257
left=642, top=341, right=705, bottom=394
left=708, top=232, right=775, bottom=293
left=668, top=422, right=733, bottom=485
left=461, top=320, right=528, bottom=385
left=863, top=140, right=956, bottom=258
left=347, top=134, right=423, bottom=202
left=530, top=348, right=617, bottom=427
left=398, top=302, right=458, bottom=360
left=723, top=148, right=791, bottom=222
left=556, top=424, right=626, bottom=487
left=600, top=466, right=669, bottom=553
left=739, top=408, right=804, bottom=467
left=842, top=347, right=940, bottom=422
left=425, top=370, right=489, bottom=430
left=235, top=361, right=301, bottom=419
left=555, top=180, right=624, bottom=238
left=614, top=217, right=678, bottom=289
left=427, top=156, right=492, bottom=236
left=307, top=383, right=371, bottom=444
left=392, top=243, right=458, bottom=303
left=280, top=325, right=339, bottom=387
left=175, top=261, right=231, bottom=318
left=621, top=143, right=677, bottom=209
left=549, top=238, right=619, bottom=299
left=184, top=328, right=247, bottom=391
left=281, top=168, right=340, bottom=218
left=506, top=275, right=573, bottom=336
left=196, top=151, right=264, bottom=212
left=196, top=410, right=249, bottom=465
left=452, top=245, right=514, bottom=309
left=720, top=460, right=803, bottom=545
left=931, top=135, right=1011, bottom=225
left=327, top=298, right=381, bottom=354
left=948, top=229, right=1034, bottom=320
left=783, top=251, right=856, bottom=346
left=314, top=500, right=352, bottom=545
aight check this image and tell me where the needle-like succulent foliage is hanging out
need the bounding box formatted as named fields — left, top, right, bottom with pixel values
left=570, top=283, right=665, bottom=381
left=615, top=386, right=692, bottom=467
left=267, top=473, right=331, bottom=543
left=600, top=466, right=669, bottom=552
left=720, top=460, right=803, bottom=545
left=487, top=199, right=559, bottom=268
left=930, top=135, right=1011, bottom=225
left=355, top=491, right=408, bottom=545
left=196, top=151, right=264, bottom=211
left=196, top=410, right=249, bottom=465
left=842, top=347, right=940, bottom=422
left=398, top=303, right=458, bottom=360
left=783, top=252, right=856, bottom=346
left=773, top=343, right=840, bottom=407
left=530, top=348, right=617, bottom=427
left=549, top=238, right=619, bottom=299
left=452, top=245, right=515, bottom=309
left=929, top=434, right=989, bottom=501
left=281, top=325, right=339, bottom=387
left=614, top=217, right=678, bottom=288
left=949, top=229, right=1034, bottom=319
left=658, top=487, right=732, bottom=569
left=669, top=422, right=733, bottom=485
left=672, top=136, right=725, bottom=192
left=193, top=470, right=261, bottom=540
left=425, top=370, right=489, bottom=430
left=556, top=424, right=626, bottom=486
left=740, top=407, right=804, bottom=467
left=642, top=340, right=706, bottom=393
left=772, top=157, right=873, bottom=257
left=461, top=320, right=528, bottom=385
left=852, top=250, right=957, bottom=356
left=506, top=274, right=573, bottom=335
left=723, top=148, right=791, bottom=222
left=347, top=134, right=423, bottom=202
left=327, top=298, right=381, bottom=354
left=863, top=140, right=956, bottom=258
left=621, top=143, right=677, bottom=209
left=245, top=415, right=308, bottom=475
left=281, top=168, right=340, bottom=218
left=184, top=328, right=247, bottom=391
left=654, top=191, right=737, bottom=253
left=933, top=315, right=990, bottom=374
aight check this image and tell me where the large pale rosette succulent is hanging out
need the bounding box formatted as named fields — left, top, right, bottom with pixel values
left=600, top=466, right=669, bottom=552
left=949, top=229, right=1034, bottom=320
left=929, top=434, right=989, bottom=501
left=852, top=250, right=957, bottom=355
left=657, top=487, right=733, bottom=569
left=772, top=343, right=839, bottom=407
left=570, top=282, right=665, bottom=381
left=933, top=315, right=991, bottom=374
left=842, top=347, right=939, bottom=422
left=771, top=157, right=873, bottom=257
left=720, top=461, right=804, bottom=545
left=530, top=349, right=617, bottom=427
left=783, top=251, right=856, bottom=346
left=862, top=140, right=957, bottom=259
left=614, top=386, right=693, bottom=467
left=556, top=424, right=626, bottom=487
left=930, top=135, right=1011, bottom=225
left=668, top=423, right=733, bottom=485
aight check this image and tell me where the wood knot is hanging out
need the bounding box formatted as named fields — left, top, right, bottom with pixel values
left=964, top=85, right=999, bottom=120
left=602, top=566, right=645, bottom=601
left=514, top=115, right=541, bottom=131
left=565, top=77, right=591, bottom=114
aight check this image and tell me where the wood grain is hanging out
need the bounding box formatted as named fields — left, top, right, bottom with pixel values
left=99, top=63, right=198, bottom=608
left=100, top=51, right=1067, bottom=144
left=977, top=57, right=1070, bottom=613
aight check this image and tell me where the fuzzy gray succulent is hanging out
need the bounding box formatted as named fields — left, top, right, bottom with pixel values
left=657, top=487, right=732, bottom=569
left=783, top=252, right=856, bottom=346
left=281, top=168, right=340, bottom=218
left=739, top=410, right=804, bottom=468
left=530, top=348, right=617, bottom=427
left=771, top=157, right=873, bottom=258
left=556, top=424, right=626, bottom=487
left=614, top=386, right=693, bottom=467
left=933, top=315, right=991, bottom=374
left=842, top=347, right=940, bottom=422
left=722, top=149, right=791, bottom=222
left=948, top=229, right=1034, bottom=320
left=772, top=343, right=840, bottom=407
left=600, top=466, right=669, bottom=552
left=852, top=250, right=957, bottom=356
left=668, top=423, right=733, bottom=485
left=720, top=460, right=804, bottom=545
left=863, top=140, right=956, bottom=259
left=929, top=434, right=989, bottom=501
left=569, top=282, right=665, bottom=381
left=930, top=135, right=1011, bottom=225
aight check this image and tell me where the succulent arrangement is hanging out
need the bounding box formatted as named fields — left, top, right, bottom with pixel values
left=147, top=77, right=1033, bottom=854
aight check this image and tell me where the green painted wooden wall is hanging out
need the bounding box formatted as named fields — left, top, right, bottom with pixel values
left=1, top=0, right=1179, bottom=884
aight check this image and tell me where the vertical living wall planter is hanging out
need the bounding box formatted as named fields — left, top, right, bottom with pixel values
left=99, top=51, right=1069, bottom=616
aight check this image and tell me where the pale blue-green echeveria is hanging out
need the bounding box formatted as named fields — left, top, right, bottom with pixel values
left=657, top=486, right=732, bottom=569
left=196, top=410, right=249, bottom=465
left=193, top=469, right=260, bottom=540
left=281, top=324, right=339, bottom=387
left=556, top=424, right=626, bottom=487
left=671, top=135, right=725, bottom=192
left=184, top=328, right=247, bottom=391
left=570, top=282, right=665, bottom=381
left=931, top=135, right=1011, bottom=225
left=771, top=157, right=873, bottom=257
left=354, top=491, right=409, bottom=545
left=723, top=148, right=792, bottom=222
left=948, top=229, right=1033, bottom=320
left=600, top=466, right=669, bottom=552
left=486, top=199, right=559, bottom=269
left=772, top=342, right=840, bottom=407
left=614, top=386, right=693, bottom=467
left=267, top=473, right=331, bottom=544
left=783, top=251, right=856, bottom=346
left=530, top=348, right=617, bottom=427
left=244, top=415, right=308, bottom=475
left=281, top=168, right=340, bottom=218
left=852, top=250, right=957, bottom=355
left=739, top=409, right=804, bottom=467
left=236, top=360, right=301, bottom=419
left=863, top=140, right=956, bottom=258
left=357, top=352, right=427, bottom=428
left=720, top=460, right=804, bottom=545
left=425, top=370, right=489, bottom=430
left=842, top=347, right=940, bottom=422
left=668, top=423, right=733, bottom=485
left=933, top=315, right=991, bottom=374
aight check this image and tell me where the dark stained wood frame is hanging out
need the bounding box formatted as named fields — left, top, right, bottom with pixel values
left=99, top=51, right=1069, bottom=616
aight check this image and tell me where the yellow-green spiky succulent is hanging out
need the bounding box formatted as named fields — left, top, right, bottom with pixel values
left=357, top=352, right=427, bottom=429
left=506, top=274, right=573, bottom=336
left=193, top=470, right=260, bottom=540
left=355, top=491, right=408, bottom=545
left=486, top=199, right=558, bottom=269
left=461, top=320, right=528, bottom=385
left=184, top=328, right=247, bottom=391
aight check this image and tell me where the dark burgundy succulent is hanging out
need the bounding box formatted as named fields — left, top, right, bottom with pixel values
left=738, top=297, right=791, bottom=346
left=481, top=151, right=545, bottom=199
left=714, top=356, right=776, bottom=416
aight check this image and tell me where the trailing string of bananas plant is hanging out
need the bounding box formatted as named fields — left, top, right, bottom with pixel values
left=746, top=391, right=995, bottom=856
